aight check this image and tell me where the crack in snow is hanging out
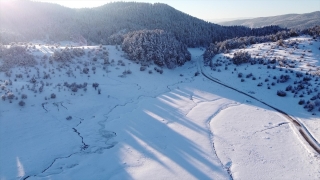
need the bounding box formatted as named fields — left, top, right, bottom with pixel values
left=60, top=102, right=68, bottom=110
left=22, top=65, right=223, bottom=179
left=22, top=152, right=80, bottom=180
left=52, top=102, right=59, bottom=111
left=72, top=128, right=89, bottom=150
left=41, top=102, right=48, bottom=112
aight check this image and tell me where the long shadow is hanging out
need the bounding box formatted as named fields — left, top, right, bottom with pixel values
left=117, top=94, right=230, bottom=179
left=111, top=74, right=318, bottom=179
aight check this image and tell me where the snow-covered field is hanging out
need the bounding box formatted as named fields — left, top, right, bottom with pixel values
left=0, top=37, right=319, bottom=180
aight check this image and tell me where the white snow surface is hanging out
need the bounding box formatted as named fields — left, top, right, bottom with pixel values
left=0, top=37, right=320, bottom=180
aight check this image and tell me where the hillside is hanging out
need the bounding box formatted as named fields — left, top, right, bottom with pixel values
left=0, top=36, right=319, bottom=179
left=1, top=1, right=320, bottom=179
left=0, top=0, right=283, bottom=46
left=219, top=11, right=320, bottom=29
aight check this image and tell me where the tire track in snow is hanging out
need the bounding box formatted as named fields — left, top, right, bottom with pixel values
left=205, top=102, right=241, bottom=180
left=252, top=122, right=289, bottom=135
left=185, top=97, right=223, bottom=117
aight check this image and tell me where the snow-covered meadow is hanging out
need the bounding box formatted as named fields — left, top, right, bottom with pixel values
left=0, top=37, right=319, bottom=179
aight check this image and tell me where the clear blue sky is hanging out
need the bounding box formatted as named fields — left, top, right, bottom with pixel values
left=32, top=0, right=320, bottom=20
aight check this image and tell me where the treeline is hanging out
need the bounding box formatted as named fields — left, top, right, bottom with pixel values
left=301, top=25, right=320, bottom=37
left=202, top=27, right=318, bottom=64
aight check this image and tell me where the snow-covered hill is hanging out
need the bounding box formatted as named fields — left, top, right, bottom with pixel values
left=0, top=1, right=284, bottom=46
left=219, top=11, right=320, bottom=30
left=0, top=38, right=319, bottom=179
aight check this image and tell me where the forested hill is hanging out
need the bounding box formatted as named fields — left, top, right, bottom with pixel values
left=219, top=11, right=320, bottom=30
left=0, top=0, right=284, bottom=46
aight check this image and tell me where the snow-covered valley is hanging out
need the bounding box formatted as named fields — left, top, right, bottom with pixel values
left=1, top=37, right=320, bottom=180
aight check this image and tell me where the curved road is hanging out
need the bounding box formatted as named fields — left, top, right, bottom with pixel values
left=197, top=56, right=320, bottom=154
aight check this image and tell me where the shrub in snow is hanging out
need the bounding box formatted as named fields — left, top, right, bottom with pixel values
left=246, top=73, right=253, bottom=78
left=122, top=70, right=127, bottom=76
left=126, top=70, right=132, bottom=74
left=303, top=76, right=312, bottom=81
left=30, top=77, right=37, bottom=84
left=140, top=66, right=146, bottom=71
left=298, top=99, right=305, bottom=105
left=83, top=67, right=89, bottom=74
left=19, top=100, right=25, bottom=106
left=238, top=73, right=243, bottom=78
left=92, top=83, right=99, bottom=90
left=7, top=92, right=15, bottom=100
left=285, top=85, right=293, bottom=91
left=296, top=72, right=303, bottom=78
left=305, top=102, right=315, bottom=112
left=21, top=94, right=27, bottom=99
left=232, top=51, right=251, bottom=65
left=279, top=75, right=290, bottom=83
left=154, top=67, right=163, bottom=74
left=16, top=74, right=23, bottom=78
left=39, top=86, right=44, bottom=93
left=66, top=116, right=72, bottom=120
left=276, top=39, right=285, bottom=46
left=51, top=93, right=56, bottom=99
left=1, top=95, right=6, bottom=101
left=64, top=82, right=87, bottom=92
left=310, top=96, right=317, bottom=100
left=277, top=90, right=287, bottom=97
